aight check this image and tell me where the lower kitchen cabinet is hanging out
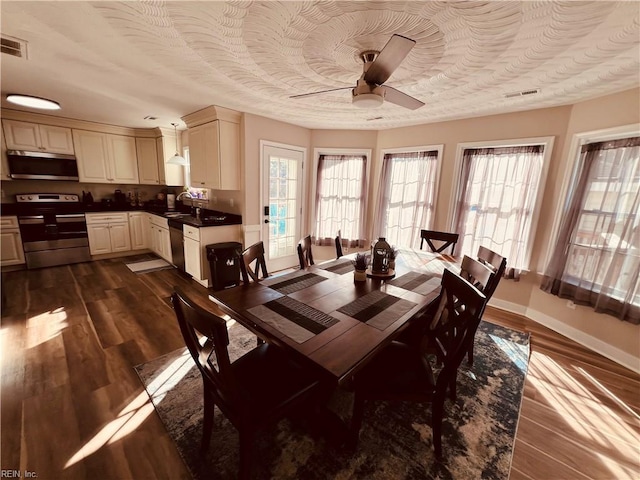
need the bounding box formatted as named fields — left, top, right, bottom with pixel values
left=149, top=215, right=172, bottom=263
left=1, top=216, right=25, bottom=266
left=183, top=224, right=241, bottom=288
left=86, top=212, right=132, bottom=255
left=129, top=211, right=150, bottom=250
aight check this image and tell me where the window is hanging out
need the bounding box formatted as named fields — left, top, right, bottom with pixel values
left=452, top=138, right=553, bottom=277
left=376, top=148, right=441, bottom=249
left=541, top=134, right=640, bottom=323
left=314, top=154, right=367, bottom=247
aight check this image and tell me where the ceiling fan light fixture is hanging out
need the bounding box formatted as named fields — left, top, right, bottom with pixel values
left=168, top=123, right=187, bottom=165
left=7, top=94, right=60, bottom=110
left=352, top=93, right=384, bottom=109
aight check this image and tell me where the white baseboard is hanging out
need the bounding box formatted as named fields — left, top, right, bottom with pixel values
left=490, top=299, right=640, bottom=374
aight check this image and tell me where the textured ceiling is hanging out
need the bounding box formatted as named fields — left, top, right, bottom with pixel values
left=1, top=1, right=639, bottom=131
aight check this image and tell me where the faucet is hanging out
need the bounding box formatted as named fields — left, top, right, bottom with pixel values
left=176, top=191, right=193, bottom=201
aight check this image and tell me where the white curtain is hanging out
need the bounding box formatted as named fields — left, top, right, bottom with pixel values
left=541, top=137, right=640, bottom=323
left=376, top=151, right=439, bottom=249
left=314, top=154, right=366, bottom=247
left=453, top=146, right=544, bottom=279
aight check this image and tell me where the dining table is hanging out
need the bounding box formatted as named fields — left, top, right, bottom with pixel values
left=208, top=248, right=460, bottom=386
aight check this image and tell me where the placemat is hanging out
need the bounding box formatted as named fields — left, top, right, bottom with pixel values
left=317, top=259, right=354, bottom=275
left=247, top=296, right=339, bottom=343
left=262, top=271, right=327, bottom=294
left=388, top=271, right=441, bottom=295
left=338, top=290, right=417, bottom=330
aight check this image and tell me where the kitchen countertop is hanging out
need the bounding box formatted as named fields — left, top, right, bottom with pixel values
left=0, top=202, right=242, bottom=228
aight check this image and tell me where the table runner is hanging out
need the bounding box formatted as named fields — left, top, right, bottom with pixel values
left=338, top=290, right=417, bottom=330
left=247, top=296, right=339, bottom=343
left=388, top=271, right=441, bottom=295
left=262, top=271, right=327, bottom=294
left=316, top=259, right=354, bottom=275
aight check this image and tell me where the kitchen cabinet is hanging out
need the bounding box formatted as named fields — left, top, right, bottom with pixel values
left=187, top=119, right=239, bottom=190
left=0, top=216, right=25, bottom=266
left=149, top=215, right=172, bottom=263
left=156, top=130, right=184, bottom=187
left=73, top=129, right=139, bottom=184
left=183, top=224, right=241, bottom=287
left=2, top=120, right=74, bottom=154
left=136, top=137, right=160, bottom=185
left=86, top=212, right=132, bottom=255
left=129, top=211, right=150, bottom=250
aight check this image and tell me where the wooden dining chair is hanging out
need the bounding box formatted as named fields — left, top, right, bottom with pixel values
left=464, top=246, right=508, bottom=365
left=349, top=269, right=486, bottom=460
left=477, top=245, right=507, bottom=300
left=335, top=230, right=344, bottom=259
left=419, top=229, right=459, bottom=255
left=297, top=235, right=315, bottom=269
left=240, top=241, right=269, bottom=284
left=171, top=286, right=327, bottom=480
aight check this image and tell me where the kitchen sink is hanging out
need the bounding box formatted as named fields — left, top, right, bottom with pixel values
left=163, top=212, right=192, bottom=219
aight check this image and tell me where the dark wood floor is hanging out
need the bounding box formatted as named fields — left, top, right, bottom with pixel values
left=1, top=256, right=638, bottom=479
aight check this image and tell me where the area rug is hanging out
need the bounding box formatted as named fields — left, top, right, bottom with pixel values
left=135, top=320, right=530, bottom=480
left=125, top=258, right=174, bottom=274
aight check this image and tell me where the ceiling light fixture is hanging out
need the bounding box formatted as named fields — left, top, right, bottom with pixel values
left=168, top=123, right=187, bottom=166
left=352, top=93, right=384, bottom=109
left=7, top=94, right=60, bottom=110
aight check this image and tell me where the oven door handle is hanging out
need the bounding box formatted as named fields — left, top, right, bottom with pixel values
left=19, top=216, right=45, bottom=224
left=56, top=214, right=86, bottom=223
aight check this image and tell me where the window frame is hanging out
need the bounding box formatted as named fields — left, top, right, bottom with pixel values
left=311, top=147, right=372, bottom=242
left=449, top=136, right=554, bottom=272
left=543, top=123, right=640, bottom=274
left=376, top=144, right=444, bottom=246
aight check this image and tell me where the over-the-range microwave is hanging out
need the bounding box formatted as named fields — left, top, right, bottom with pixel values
left=6, top=150, right=79, bottom=181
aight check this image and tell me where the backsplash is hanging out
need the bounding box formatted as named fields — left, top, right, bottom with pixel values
left=0, top=180, right=243, bottom=215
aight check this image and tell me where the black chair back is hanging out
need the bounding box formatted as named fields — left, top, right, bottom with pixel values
left=477, top=245, right=507, bottom=300
left=297, top=235, right=315, bottom=269
left=240, top=241, right=269, bottom=284
left=335, top=230, right=344, bottom=259
left=420, top=229, right=459, bottom=255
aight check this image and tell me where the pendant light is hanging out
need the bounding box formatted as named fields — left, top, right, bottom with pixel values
left=168, top=123, right=187, bottom=165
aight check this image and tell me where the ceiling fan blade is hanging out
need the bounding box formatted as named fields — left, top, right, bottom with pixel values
left=383, top=86, right=424, bottom=110
left=290, top=87, right=353, bottom=99
left=364, top=34, right=416, bottom=85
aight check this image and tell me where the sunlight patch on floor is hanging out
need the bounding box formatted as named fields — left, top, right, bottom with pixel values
left=26, top=307, right=68, bottom=348
left=527, top=351, right=639, bottom=476
left=489, top=333, right=529, bottom=373
left=64, top=351, right=194, bottom=469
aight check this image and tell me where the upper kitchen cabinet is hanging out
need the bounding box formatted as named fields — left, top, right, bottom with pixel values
left=183, top=106, right=240, bottom=190
left=155, top=127, right=184, bottom=187
left=73, top=129, right=139, bottom=184
left=136, top=137, right=160, bottom=185
left=2, top=120, right=75, bottom=155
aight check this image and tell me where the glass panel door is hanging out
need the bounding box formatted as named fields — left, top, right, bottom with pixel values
left=262, top=144, right=304, bottom=271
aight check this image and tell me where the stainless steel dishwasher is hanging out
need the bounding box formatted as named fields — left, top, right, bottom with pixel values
left=167, top=219, right=186, bottom=272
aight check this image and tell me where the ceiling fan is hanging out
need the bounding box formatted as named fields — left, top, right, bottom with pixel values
left=290, top=34, right=424, bottom=110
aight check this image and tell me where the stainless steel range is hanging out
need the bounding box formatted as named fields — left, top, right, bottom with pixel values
left=16, top=193, right=91, bottom=269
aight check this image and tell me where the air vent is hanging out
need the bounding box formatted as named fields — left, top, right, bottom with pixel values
left=1, top=35, right=28, bottom=59
left=504, top=88, right=540, bottom=99
left=367, top=116, right=384, bottom=121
